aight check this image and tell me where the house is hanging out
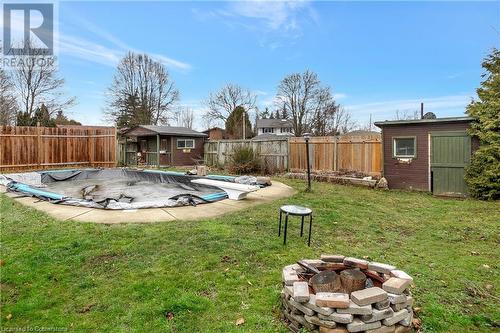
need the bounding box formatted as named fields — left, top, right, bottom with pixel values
left=121, top=125, right=207, bottom=167
left=374, top=116, right=478, bottom=196
left=254, top=118, right=294, bottom=140
left=203, top=127, right=227, bottom=140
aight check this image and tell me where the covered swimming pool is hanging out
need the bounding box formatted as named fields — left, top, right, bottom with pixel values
left=0, top=169, right=240, bottom=210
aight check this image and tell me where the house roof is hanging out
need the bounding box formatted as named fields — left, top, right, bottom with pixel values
left=124, top=125, right=207, bottom=137
left=374, top=116, right=473, bottom=127
left=202, top=127, right=225, bottom=133
left=256, top=118, right=293, bottom=128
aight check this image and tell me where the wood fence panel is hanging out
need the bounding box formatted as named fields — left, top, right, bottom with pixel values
left=0, top=125, right=117, bottom=172
left=289, top=135, right=382, bottom=176
left=204, top=139, right=289, bottom=173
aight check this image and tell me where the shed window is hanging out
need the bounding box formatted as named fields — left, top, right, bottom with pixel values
left=393, top=137, right=416, bottom=158
left=177, top=139, right=195, bottom=149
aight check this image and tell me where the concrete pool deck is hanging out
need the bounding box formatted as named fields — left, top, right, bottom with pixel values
left=0, top=181, right=295, bottom=224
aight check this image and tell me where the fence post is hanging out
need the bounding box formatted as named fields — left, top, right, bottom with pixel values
left=333, top=135, right=338, bottom=171
left=37, top=126, right=42, bottom=168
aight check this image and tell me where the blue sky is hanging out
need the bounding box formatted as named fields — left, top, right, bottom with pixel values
left=49, top=1, right=500, bottom=129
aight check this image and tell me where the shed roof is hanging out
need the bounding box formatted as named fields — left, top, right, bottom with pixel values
left=256, top=118, right=293, bottom=128
left=124, top=125, right=207, bottom=137
left=374, top=116, right=473, bottom=127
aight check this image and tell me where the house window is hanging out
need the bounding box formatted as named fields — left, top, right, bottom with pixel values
left=393, top=137, right=416, bottom=158
left=177, top=139, right=195, bottom=149
left=262, top=128, right=274, bottom=133
left=280, top=127, right=292, bottom=133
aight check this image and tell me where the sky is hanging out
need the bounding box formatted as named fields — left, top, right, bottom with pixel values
left=8, top=1, right=500, bottom=130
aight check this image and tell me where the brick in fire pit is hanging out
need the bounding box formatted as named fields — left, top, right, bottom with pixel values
left=383, top=309, right=409, bottom=326
left=368, top=262, right=396, bottom=274
left=351, top=287, right=388, bottom=306
left=360, top=307, right=394, bottom=323
left=321, top=254, right=345, bottom=263
left=282, top=267, right=300, bottom=286
left=337, top=300, right=373, bottom=315
left=315, top=292, right=350, bottom=308
left=343, top=257, right=369, bottom=269
left=374, top=299, right=390, bottom=310
left=387, top=293, right=407, bottom=304
left=318, top=312, right=354, bottom=324
left=288, top=297, right=315, bottom=316
left=383, top=278, right=411, bottom=295
left=305, top=294, right=335, bottom=316
left=346, top=318, right=382, bottom=332
left=304, top=314, right=337, bottom=329
left=390, top=270, right=413, bottom=283
left=292, top=281, right=310, bottom=303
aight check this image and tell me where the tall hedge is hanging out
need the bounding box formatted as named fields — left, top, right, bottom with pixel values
left=465, top=48, right=500, bottom=200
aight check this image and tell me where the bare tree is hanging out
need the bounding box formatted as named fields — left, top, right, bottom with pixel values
left=334, top=106, right=357, bottom=134
left=204, top=84, right=257, bottom=122
left=276, top=70, right=344, bottom=136
left=394, top=109, right=420, bottom=120
left=10, top=40, right=75, bottom=120
left=174, top=106, right=194, bottom=129
left=105, top=52, right=179, bottom=127
left=0, top=69, right=18, bottom=125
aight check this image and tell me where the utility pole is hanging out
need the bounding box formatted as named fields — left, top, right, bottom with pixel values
left=242, top=110, right=246, bottom=139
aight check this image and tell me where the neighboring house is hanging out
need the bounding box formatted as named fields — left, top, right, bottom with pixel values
left=121, top=125, right=207, bottom=167
left=254, top=118, right=294, bottom=140
left=203, top=127, right=227, bottom=140
left=375, top=117, right=478, bottom=196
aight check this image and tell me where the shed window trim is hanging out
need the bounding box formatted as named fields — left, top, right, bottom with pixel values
left=392, top=136, right=417, bottom=158
left=176, top=138, right=195, bottom=149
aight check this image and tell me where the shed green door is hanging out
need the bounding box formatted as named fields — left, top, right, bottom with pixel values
left=430, top=132, right=471, bottom=196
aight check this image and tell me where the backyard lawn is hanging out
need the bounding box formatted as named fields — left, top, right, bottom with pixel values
left=0, top=178, right=498, bottom=332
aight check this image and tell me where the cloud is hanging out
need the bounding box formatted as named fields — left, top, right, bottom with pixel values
left=345, top=95, right=472, bottom=121
left=194, top=0, right=318, bottom=49
left=333, top=93, right=348, bottom=100
left=5, top=9, right=191, bottom=70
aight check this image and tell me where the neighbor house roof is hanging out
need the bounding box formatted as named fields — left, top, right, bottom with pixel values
left=124, top=125, right=207, bottom=137
left=202, top=127, right=225, bottom=133
left=256, top=118, right=293, bottom=128
left=374, top=116, right=473, bottom=127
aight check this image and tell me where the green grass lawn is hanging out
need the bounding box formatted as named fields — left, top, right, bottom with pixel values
left=1, top=179, right=498, bottom=332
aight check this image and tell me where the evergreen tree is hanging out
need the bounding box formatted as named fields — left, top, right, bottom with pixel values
left=226, top=106, right=252, bottom=139
left=465, top=48, right=500, bottom=200
left=274, top=110, right=280, bottom=119
left=281, top=102, right=289, bottom=119
left=54, top=110, right=82, bottom=125
left=260, top=107, right=270, bottom=119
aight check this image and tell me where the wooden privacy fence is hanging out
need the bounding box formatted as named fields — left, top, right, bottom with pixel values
left=204, top=134, right=382, bottom=176
left=0, top=126, right=117, bottom=172
left=204, top=139, right=289, bottom=173
left=289, top=135, right=382, bottom=176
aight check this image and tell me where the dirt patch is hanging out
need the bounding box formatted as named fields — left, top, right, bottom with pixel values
left=86, top=253, right=123, bottom=267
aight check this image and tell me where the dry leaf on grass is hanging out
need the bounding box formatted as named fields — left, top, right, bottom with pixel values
left=235, top=317, right=245, bottom=326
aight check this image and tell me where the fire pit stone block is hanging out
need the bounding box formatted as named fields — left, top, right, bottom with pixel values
left=382, top=278, right=411, bottom=295
left=368, top=262, right=396, bottom=274
left=374, top=299, right=391, bottom=310
left=383, top=309, right=409, bottom=326
left=305, top=314, right=337, bottom=329
left=343, top=257, right=369, bottom=269
left=346, top=318, right=382, bottom=332
left=292, top=281, right=310, bottom=303
left=351, top=287, right=388, bottom=306
left=365, top=325, right=396, bottom=333
left=360, top=307, right=394, bottom=323
left=390, top=270, right=413, bottom=283
left=320, top=254, right=345, bottom=263
left=318, top=312, right=354, bottom=324
left=306, top=294, right=335, bottom=316
left=336, top=301, right=373, bottom=315
left=315, top=292, right=350, bottom=308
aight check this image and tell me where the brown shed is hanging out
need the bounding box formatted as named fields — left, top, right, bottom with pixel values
left=122, top=125, right=207, bottom=167
left=203, top=127, right=227, bottom=140
left=375, top=117, right=478, bottom=196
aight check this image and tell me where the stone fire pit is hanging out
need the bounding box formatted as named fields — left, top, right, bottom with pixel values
left=280, top=255, right=415, bottom=333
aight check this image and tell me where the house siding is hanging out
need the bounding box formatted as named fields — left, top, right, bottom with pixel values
left=171, top=136, right=205, bottom=166
left=380, top=121, right=476, bottom=191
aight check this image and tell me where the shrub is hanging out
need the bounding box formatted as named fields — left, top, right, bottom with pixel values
left=228, top=146, right=261, bottom=174
left=465, top=48, right=500, bottom=200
